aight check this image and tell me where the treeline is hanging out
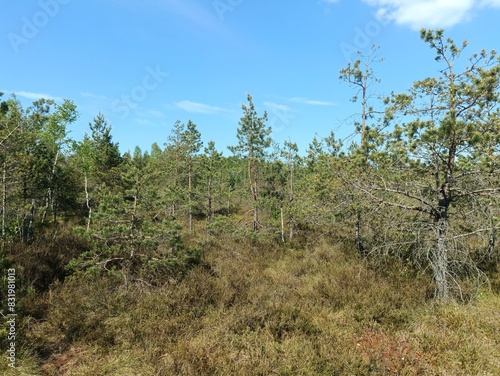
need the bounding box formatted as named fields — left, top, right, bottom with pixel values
left=1, top=29, right=499, bottom=302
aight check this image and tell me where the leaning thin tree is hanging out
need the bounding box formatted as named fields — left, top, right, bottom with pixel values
left=339, top=44, right=384, bottom=255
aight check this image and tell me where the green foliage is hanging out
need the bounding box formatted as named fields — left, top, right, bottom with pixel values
left=0, top=29, right=499, bottom=375
left=206, top=214, right=233, bottom=236
left=228, top=93, right=271, bottom=160
left=87, top=113, right=122, bottom=179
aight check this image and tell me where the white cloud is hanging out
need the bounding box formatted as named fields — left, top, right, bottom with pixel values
left=479, top=0, right=500, bottom=6
left=81, top=92, right=109, bottom=100
left=264, top=101, right=292, bottom=112
left=361, top=0, right=500, bottom=29
left=289, top=97, right=337, bottom=106
left=4, top=90, right=63, bottom=102
left=164, top=0, right=220, bottom=30
left=148, top=110, right=164, bottom=117
left=134, top=118, right=154, bottom=126
left=174, top=100, right=225, bottom=114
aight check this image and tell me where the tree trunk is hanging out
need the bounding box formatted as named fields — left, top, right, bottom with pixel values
left=253, top=204, right=258, bottom=232
left=488, top=205, right=496, bottom=261
left=207, top=172, right=212, bottom=225
left=130, top=191, right=137, bottom=257
left=130, top=192, right=137, bottom=234
left=280, top=206, right=285, bottom=243
left=361, top=77, right=367, bottom=150
left=42, top=150, right=59, bottom=223
left=26, top=198, right=35, bottom=243
left=85, top=173, right=91, bottom=231
left=433, top=215, right=450, bottom=300
left=488, top=230, right=495, bottom=260
left=355, top=210, right=365, bottom=256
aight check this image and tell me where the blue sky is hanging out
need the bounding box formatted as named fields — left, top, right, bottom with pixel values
left=2, top=0, right=500, bottom=155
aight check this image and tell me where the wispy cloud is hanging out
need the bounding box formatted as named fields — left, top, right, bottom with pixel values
left=362, top=0, right=500, bottom=30
left=4, top=90, right=63, bottom=102
left=480, top=0, right=500, bottom=6
left=265, top=101, right=297, bottom=133
left=264, top=101, right=293, bottom=113
left=174, top=100, right=225, bottom=114
left=134, top=118, right=154, bottom=126
left=148, top=109, right=164, bottom=117
left=81, top=92, right=110, bottom=100
left=165, top=0, right=220, bottom=30
left=289, top=97, right=337, bottom=106
left=125, top=0, right=222, bottom=32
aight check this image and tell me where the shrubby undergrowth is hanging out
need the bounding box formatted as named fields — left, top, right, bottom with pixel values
left=2, top=234, right=499, bottom=375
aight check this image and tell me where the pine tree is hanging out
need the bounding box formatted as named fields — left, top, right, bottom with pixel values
left=202, top=140, right=223, bottom=225
left=73, top=113, right=122, bottom=231
left=164, top=120, right=202, bottom=230
left=229, top=94, right=272, bottom=231
left=181, top=120, right=202, bottom=231
left=368, top=30, right=500, bottom=300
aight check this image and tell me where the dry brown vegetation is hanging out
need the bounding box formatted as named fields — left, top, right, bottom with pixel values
left=3, top=233, right=499, bottom=375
